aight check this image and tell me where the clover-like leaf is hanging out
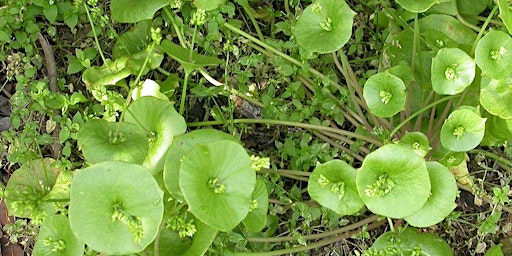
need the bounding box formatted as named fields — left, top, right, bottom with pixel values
left=369, top=227, right=453, bottom=255
left=164, top=129, right=240, bottom=201
left=363, top=71, right=406, bottom=117
left=161, top=40, right=223, bottom=73
left=308, top=160, right=364, bottom=215
left=404, top=162, right=457, bottom=227
left=293, top=0, right=355, bottom=54
left=395, top=0, right=438, bottom=13
left=399, top=132, right=431, bottom=157
left=475, top=30, right=512, bottom=79
left=440, top=109, right=486, bottom=152
left=77, top=119, right=149, bottom=164
left=33, top=215, right=84, bottom=256
left=242, top=180, right=269, bottom=233
left=356, top=144, right=430, bottom=219
left=125, top=96, right=186, bottom=173
left=431, top=48, right=475, bottom=95
left=4, top=158, right=61, bottom=220
left=69, top=161, right=163, bottom=255
left=480, top=76, right=512, bottom=119
left=110, top=0, right=170, bottom=23
left=179, top=141, right=256, bottom=231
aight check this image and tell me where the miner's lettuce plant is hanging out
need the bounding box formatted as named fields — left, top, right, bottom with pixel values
left=2, top=0, right=512, bottom=255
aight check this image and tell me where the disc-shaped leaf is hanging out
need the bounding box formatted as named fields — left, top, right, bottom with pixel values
left=194, top=0, right=225, bottom=11
left=125, top=96, right=186, bottom=173
left=164, top=129, right=240, bottom=201
left=110, top=0, right=169, bottom=23
left=33, top=215, right=84, bottom=256
left=4, top=158, right=60, bottom=219
left=480, top=76, right=512, bottom=119
left=396, top=0, right=438, bottom=13
left=161, top=40, right=223, bottom=73
left=399, top=132, right=431, bottom=157
left=77, top=119, right=149, bottom=164
left=404, top=162, right=457, bottom=227
left=370, top=227, right=453, bottom=255
left=308, top=160, right=364, bottom=215
left=363, top=71, right=406, bottom=117
left=486, top=114, right=512, bottom=141
left=69, top=161, right=163, bottom=255
left=356, top=144, right=430, bottom=219
left=179, top=141, right=256, bottom=231
left=498, top=0, right=512, bottom=35
left=431, top=48, right=475, bottom=95
left=440, top=109, right=486, bottom=152
left=242, top=180, right=269, bottom=232
left=475, top=30, right=512, bottom=79
left=293, top=0, right=355, bottom=54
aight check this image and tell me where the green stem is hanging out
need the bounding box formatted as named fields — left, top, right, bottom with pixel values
left=179, top=71, right=190, bottom=115
left=133, top=42, right=155, bottom=87
left=188, top=119, right=383, bottom=146
left=83, top=3, right=109, bottom=70
left=469, top=5, right=499, bottom=57
left=389, top=95, right=457, bottom=139
left=163, top=7, right=187, bottom=47
left=238, top=0, right=265, bottom=41
left=469, top=149, right=512, bottom=171
left=189, top=25, right=198, bottom=61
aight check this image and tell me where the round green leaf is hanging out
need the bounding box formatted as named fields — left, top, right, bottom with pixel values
left=480, top=76, right=512, bottom=119
left=404, top=162, right=457, bottom=227
left=77, top=119, right=149, bottom=164
left=33, top=215, right=84, bottom=256
left=164, top=129, right=240, bottom=201
left=194, top=0, right=225, bottom=11
left=475, top=30, right=512, bottom=79
left=399, top=132, right=431, bottom=157
left=293, top=0, right=355, bottom=54
left=125, top=96, right=186, bottom=173
left=356, top=144, right=430, bottom=219
left=431, top=48, right=475, bottom=95
left=69, top=161, right=163, bottom=255
left=498, top=0, right=512, bottom=36
left=242, top=180, right=269, bottom=233
left=396, top=0, right=438, bottom=12
left=110, top=0, right=170, bottom=23
left=370, top=227, right=453, bottom=255
left=363, top=71, right=406, bottom=117
left=440, top=109, right=486, bottom=152
left=308, top=160, right=364, bottom=215
left=179, top=141, right=256, bottom=231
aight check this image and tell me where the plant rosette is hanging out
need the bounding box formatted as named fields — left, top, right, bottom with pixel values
left=179, top=140, right=256, bottom=231
left=475, top=30, right=512, bottom=79
left=356, top=144, right=430, bottom=219
left=32, top=215, right=84, bottom=256
left=431, top=47, right=475, bottom=95
left=440, top=108, right=486, bottom=152
left=308, top=160, right=364, bottom=215
left=363, top=71, right=406, bottom=117
left=404, top=161, right=457, bottom=227
left=77, top=119, right=149, bottom=164
left=293, top=0, right=356, bottom=54
left=69, top=161, right=163, bottom=255
left=125, top=96, right=186, bottom=173
left=164, top=129, right=240, bottom=201
left=368, top=227, right=453, bottom=255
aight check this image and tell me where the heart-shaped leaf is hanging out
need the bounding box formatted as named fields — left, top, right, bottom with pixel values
left=179, top=140, right=256, bottom=231
left=77, top=119, right=149, bottom=164
left=356, top=144, right=430, bottom=219
left=363, top=71, right=407, bottom=117
left=125, top=96, right=186, bottom=173
left=475, top=30, right=512, bottom=79
left=110, top=0, right=170, bottom=23
left=404, top=162, right=457, bottom=227
left=440, top=108, right=486, bottom=152
left=293, top=0, right=355, bottom=54
left=431, top=48, right=475, bottom=95
left=33, top=215, right=84, bottom=256
left=308, top=160, right=364, bottom=215
left=69, top=161, right=163, bottom=255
